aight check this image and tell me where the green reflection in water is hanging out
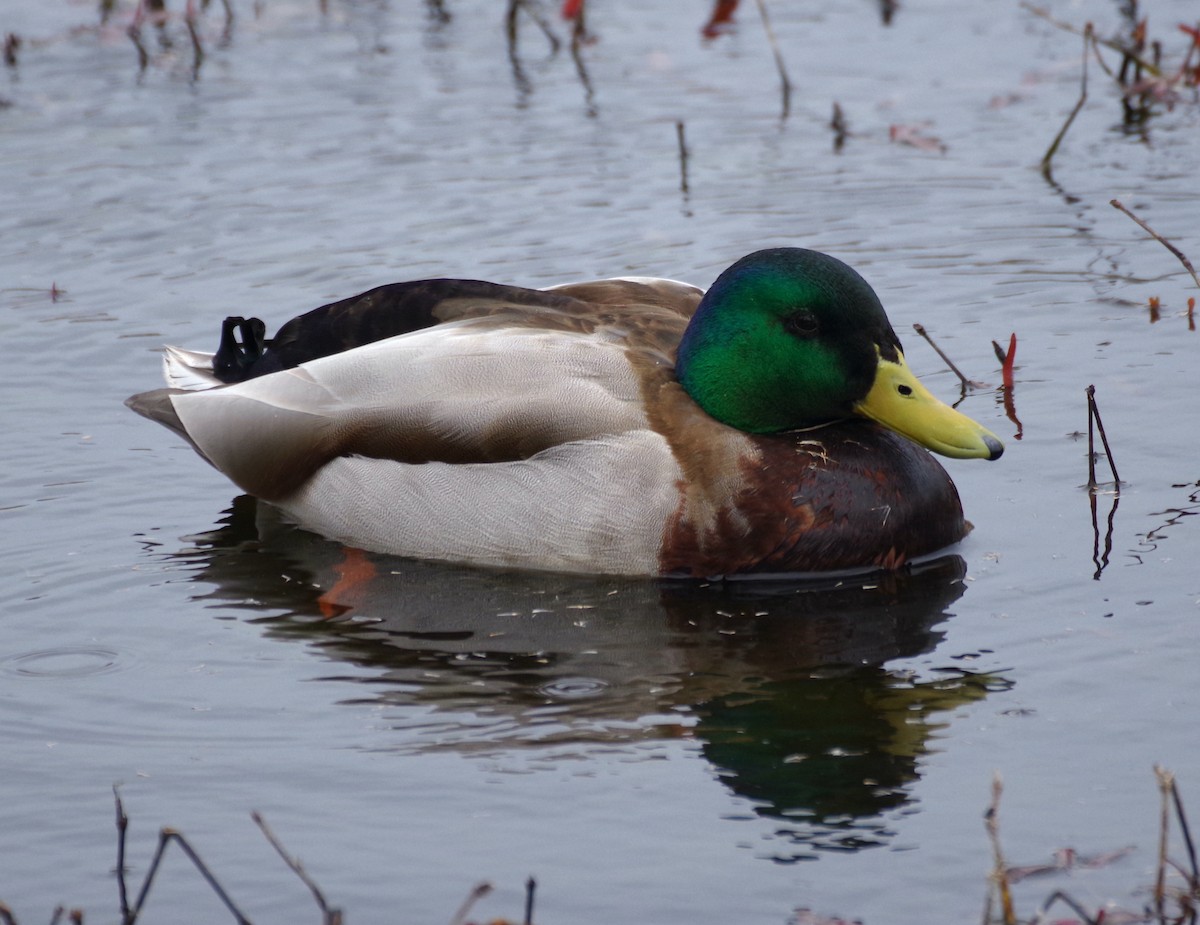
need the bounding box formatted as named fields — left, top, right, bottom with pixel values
left=155, top=496, right=1010, bottom=859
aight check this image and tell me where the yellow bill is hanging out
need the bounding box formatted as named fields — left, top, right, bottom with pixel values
left=853, top=352, right=1004, bottom=460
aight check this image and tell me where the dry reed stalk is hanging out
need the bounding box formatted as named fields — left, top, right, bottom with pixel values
left=913, top=323, right=988, bottom=391
left=676, top=121, right=690, bottom=195
left=1042, top=23, right=1093, bottom=178
left=253, top=812, right=342, bottom=925
left=753, top=0, right=792, bottom=119
left=1085, top=385, right=1122, bottom=492
left=984, top=773, right=1018, bottom=925
left=1110, top=199, right=1200, bottom=290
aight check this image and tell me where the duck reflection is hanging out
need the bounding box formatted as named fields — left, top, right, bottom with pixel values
left=163, top=496, right=1008, bottom=858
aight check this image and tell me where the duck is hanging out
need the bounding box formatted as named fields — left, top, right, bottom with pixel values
left=127, top=247, right=1003, bottom=577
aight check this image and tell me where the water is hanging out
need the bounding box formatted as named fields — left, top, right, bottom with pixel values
left=2, top=1, right=1199, bottom=922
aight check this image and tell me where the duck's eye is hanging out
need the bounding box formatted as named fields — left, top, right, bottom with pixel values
left=784, top=310, right=819, bottom=338
left=898, top=384, right=913, bottom=396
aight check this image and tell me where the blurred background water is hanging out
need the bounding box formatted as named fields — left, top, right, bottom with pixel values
left=2, top=1, right=1199, bottom=922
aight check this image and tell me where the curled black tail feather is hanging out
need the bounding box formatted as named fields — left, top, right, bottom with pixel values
left=213, top=316, right=268, bottom=383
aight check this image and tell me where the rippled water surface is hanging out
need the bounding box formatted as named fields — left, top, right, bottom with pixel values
left=2, top=1, right=1199, bottom=922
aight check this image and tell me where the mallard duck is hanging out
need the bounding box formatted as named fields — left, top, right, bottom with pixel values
left=127, top=248, right=1002, bottom=577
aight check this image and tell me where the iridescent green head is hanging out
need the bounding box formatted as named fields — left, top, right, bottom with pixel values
left=674, top=248, right=1003, bottom=460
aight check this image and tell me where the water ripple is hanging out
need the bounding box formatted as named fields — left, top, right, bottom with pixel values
left=0, top=645, right=124, bottom=679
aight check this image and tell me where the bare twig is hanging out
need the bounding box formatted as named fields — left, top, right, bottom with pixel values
left=127, top=1, right=149, bottom=73
left=1041, top=23, right=1092, bottom=178
left=3, top=33, right=20, bottom=68
left=1166, top=770, right=1200, bottom=889
left=1086, top=385, right=1121, bottom=492
left=1034, top=890, right=1101, bottom=924
left=504, top=0, right=566, bottom=107
left=753, top=0, right=791, bottom=119
left=448, top=882, right=492, bottom=925
left=524, top=876, right=537, bottom=925
left=128, top=829, right=250, bottom=925
left=1086, top=388, right=1098, bottom=491
left=1088, top=30, right=1117, bottom=80
left=505, top=4, right=533, bottom=99
left=114, top=788, right=130, bottom=920
left=675, top=121, right=690, bottom=195
left=1020, top=2, right=1164, bottom=77
left=568, top=7, right=596, bottom=117
left=252, top=812, right=341, bottom=925
left=185, top=0, right=204, bottom=80
left=506, top=0, right=560, bottom=55
left=1110, top=199, right=1200, bottom=289
left=830, top=102, right=848, bottom=151
left=1156, top=766, right=1175, bottom=918
left=984, top=773, right=1018, bottom=925
left=218, top=0, right=234, bottom=40
left=912, top=323, right=988, bottom=390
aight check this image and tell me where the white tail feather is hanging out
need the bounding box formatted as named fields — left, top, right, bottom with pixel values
left=163, top=346, right=222, bottom=390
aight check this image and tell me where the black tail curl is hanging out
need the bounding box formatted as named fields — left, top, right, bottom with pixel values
left=213, top=316, right=268, bottom=383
